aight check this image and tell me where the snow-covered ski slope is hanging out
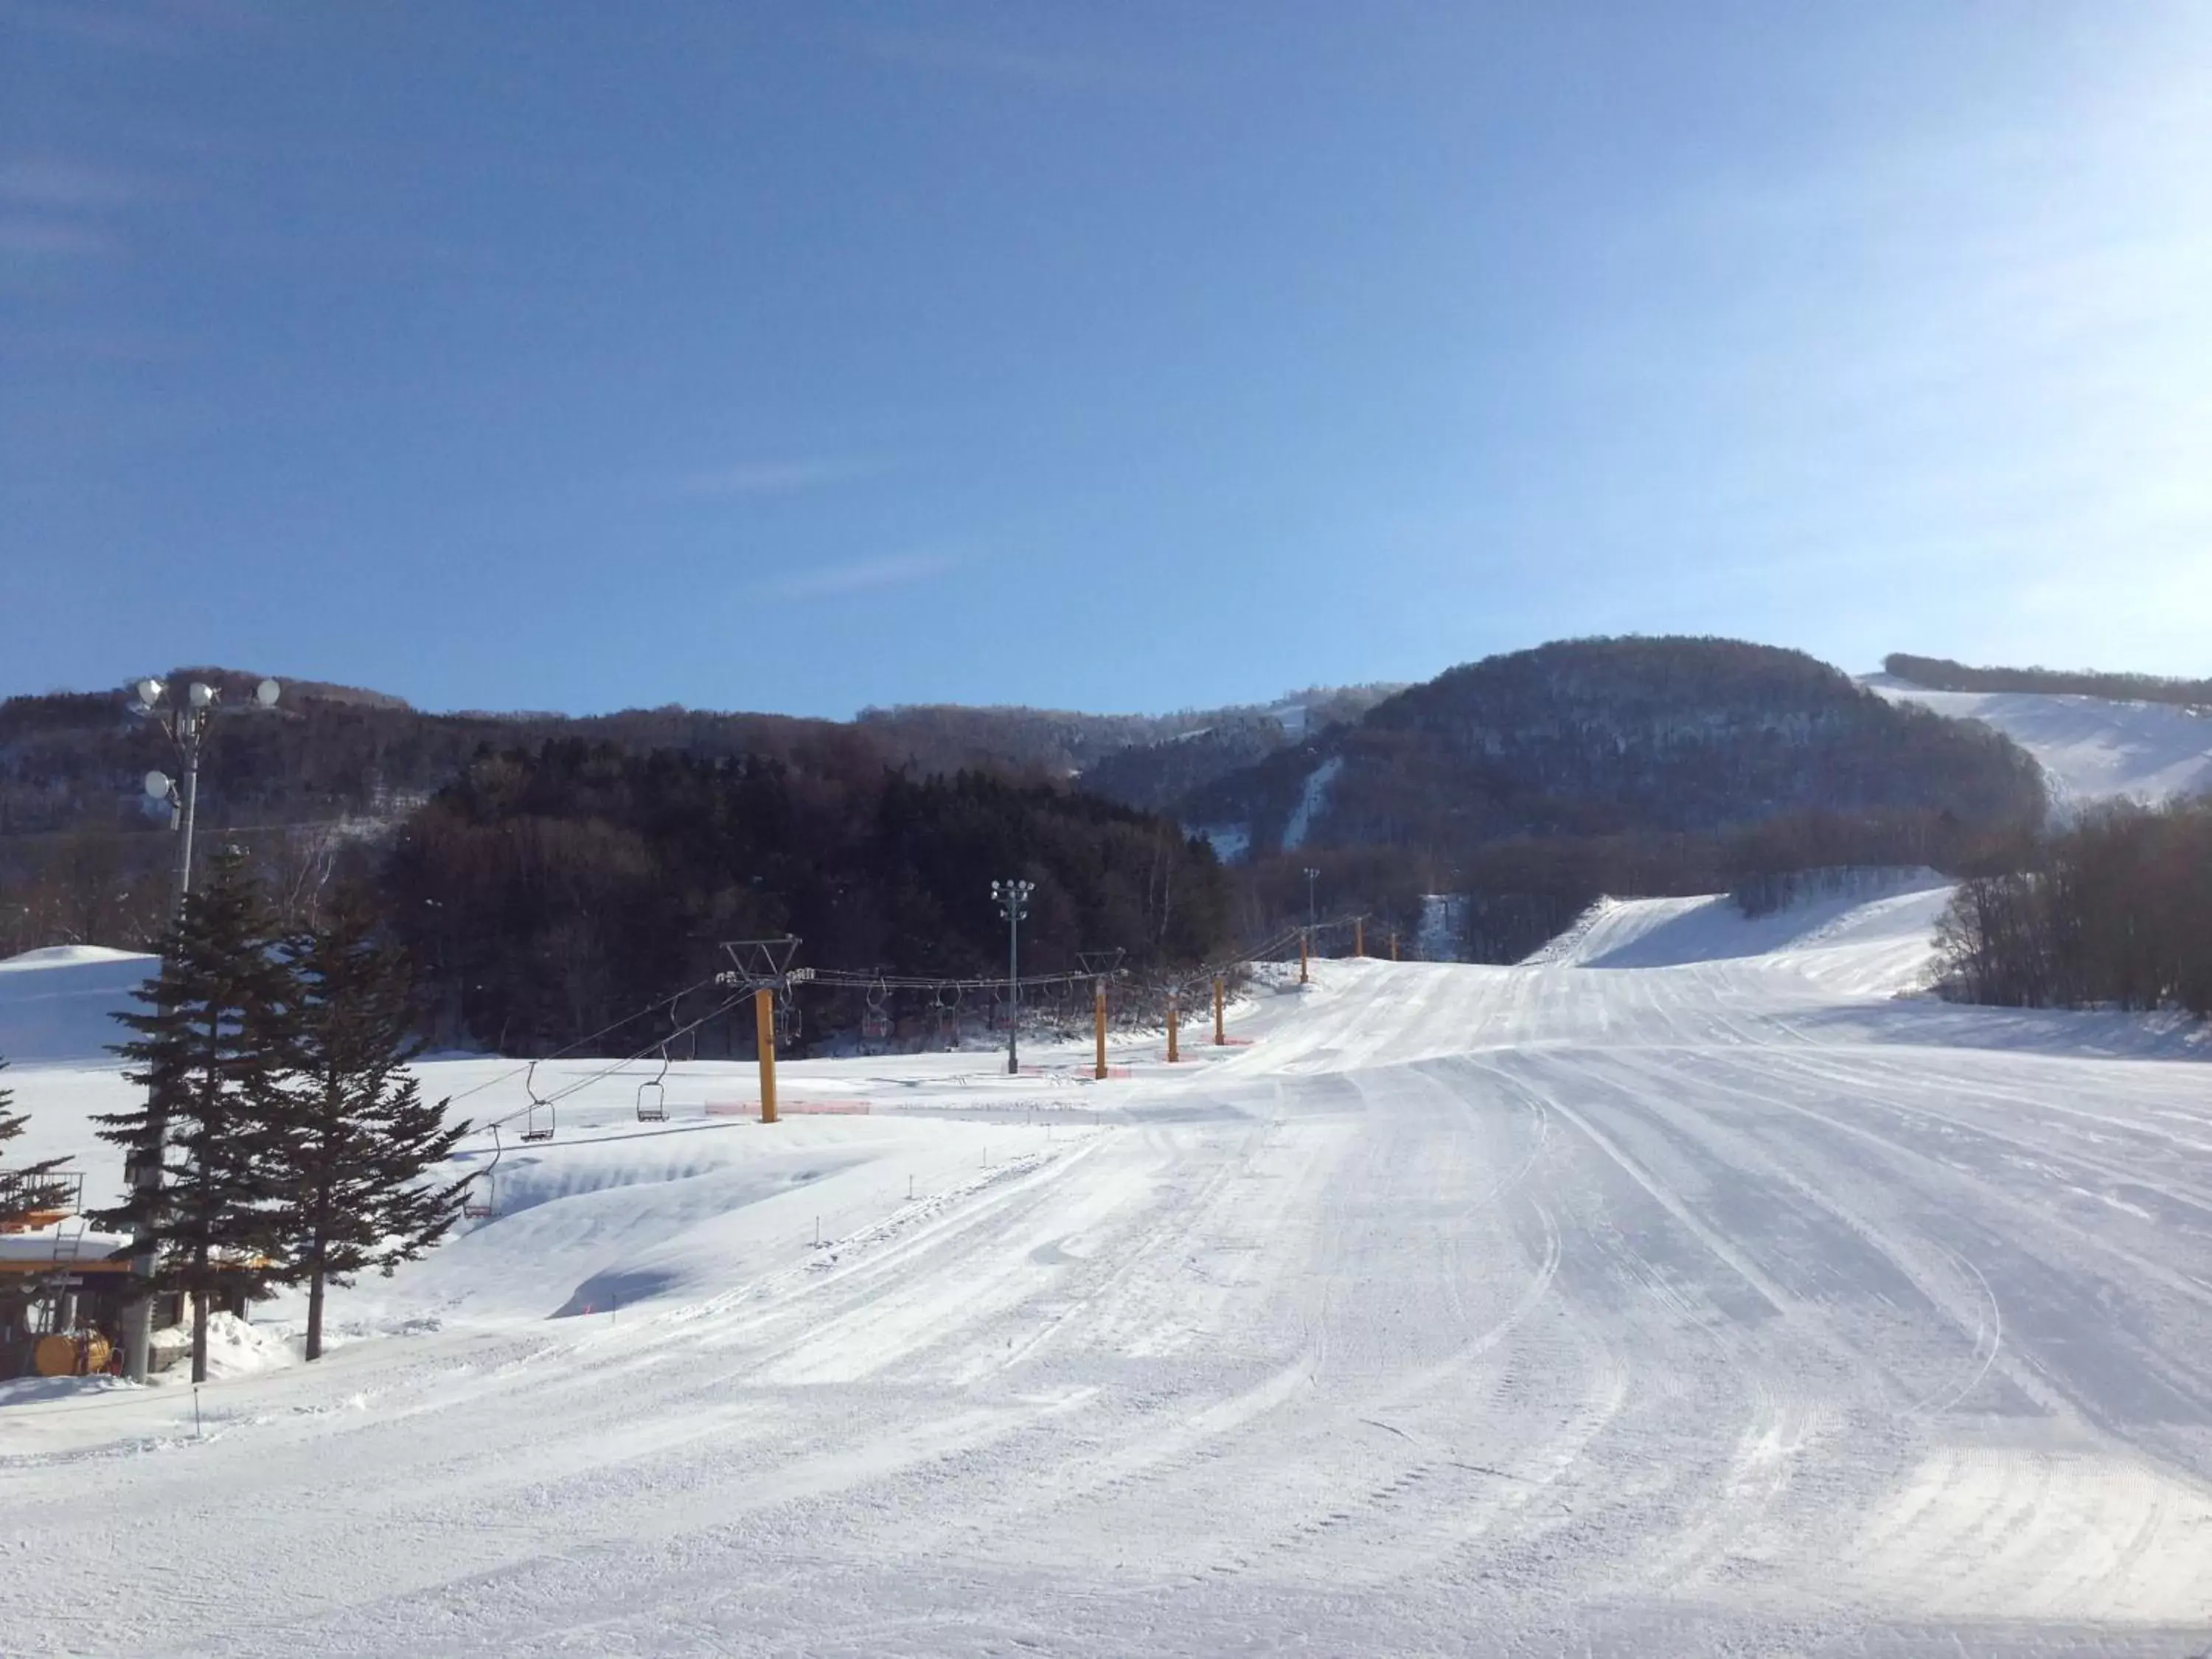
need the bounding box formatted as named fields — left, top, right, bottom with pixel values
left=1868, top=674, right=2212, bottom=808
left=5, top=895, right=2212, bottom=1658
left=0, top=944, right=156, bottom=1065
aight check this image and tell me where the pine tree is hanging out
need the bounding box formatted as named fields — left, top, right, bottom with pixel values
left=0, top=1055, right=70, bottom=1230
left=271, top=891, right=467, bottom=1362
left=92, top=850, right=297, bottom=1385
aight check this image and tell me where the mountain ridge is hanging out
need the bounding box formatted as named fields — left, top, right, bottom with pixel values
left=1178, top=636, right=2047, bottom=861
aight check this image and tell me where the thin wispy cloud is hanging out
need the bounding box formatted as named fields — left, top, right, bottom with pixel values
left=0, top=0, right=258, bottom=55
left=767, top=550, right=963, bottom=601
left=0, top=218, right=110, bottom=259
left=835, top=25, right=1150, bottom=93
left=661, top=457, right=888, bottom=500
left=0, top=158, right=140, bottom=209
left=0, top=322, right=190, bottom=361
left=0, top=1, right=188, bottom=53
left=0, top=157, right=146, bottom=276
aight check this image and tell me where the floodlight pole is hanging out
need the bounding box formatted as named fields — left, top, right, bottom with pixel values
left=146, top=688, right=214, bottom=917
left=119, top=675, right=279, bottom=1382
left=1304, top=866, right=1320, bottom=930
left=992, top=879, right=1034, bottom=1076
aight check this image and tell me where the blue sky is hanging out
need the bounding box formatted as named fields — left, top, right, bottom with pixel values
left=4, top=2, right=2208, bottom=716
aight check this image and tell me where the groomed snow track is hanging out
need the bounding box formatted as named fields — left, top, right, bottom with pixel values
left=4, top=900, right=2211, bottom=1656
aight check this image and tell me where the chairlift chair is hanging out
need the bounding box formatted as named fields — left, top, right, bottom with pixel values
left=636, top=1044, right=670, bottom=1122
left=861, top=977, right=892, bottom=1044
left=520, top=1060, right=557, bottom=1143
left=463, top=1125, right=504, bottom=1219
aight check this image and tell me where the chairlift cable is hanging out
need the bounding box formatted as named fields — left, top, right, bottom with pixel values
left=467, top=990, right=751, bottom=1137
left=442, top=970, right=728, bottom=1106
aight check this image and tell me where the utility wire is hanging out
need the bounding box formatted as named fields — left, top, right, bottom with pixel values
left=804, top=967, right=1107, bottom=992
left=441, top=972, right=729, bottom=1106
left=441, top=911, right=1371, bottom=1124
left=465, top=990, right=752, bottom=1135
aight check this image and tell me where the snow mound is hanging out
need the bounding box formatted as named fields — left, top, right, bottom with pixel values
left=153, top=1312, right=296, bottom=1380
left=1868, top=677, right=2212, bottom=809
left=0, top=947, right=154, bottom=1065
left=1528, top=870, right=1953, bottom=995
left=0, top=945, right=151, bottom=970
left=329, top=1106, right=1060, bottom=1331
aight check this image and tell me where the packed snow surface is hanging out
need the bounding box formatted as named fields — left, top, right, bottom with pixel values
left=5, top=893, right=2212, bottom=1656
left=1868, top=675, right=2212, bottom=808
left=0, top=945, right=153, bottom=1066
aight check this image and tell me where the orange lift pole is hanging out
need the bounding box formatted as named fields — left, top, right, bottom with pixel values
left=755, top=987, right=779, bottom=1124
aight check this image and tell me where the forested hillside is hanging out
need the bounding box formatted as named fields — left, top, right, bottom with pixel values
left=855, top=704, right=1209, bottom=777
left=1885, top=653, right=2212, bottom=708
left=0, top=677, right=898, bottom=964
left=0, top=644, right=2062, bottom=986
left=1075, top=715, right=1290, bottom=812
left=1183, top=639, right=2048, bottom=961
left=0, top=670, right=886, bottom=838
left=1191, top=639, right=2043, bottom=848
left=0, top=673, right=1391, bottom=967
left=0, top=674, right=1395, bottom=840
left=1937, top=799, right=2212, bottom=1016
left=386, top=744, right=1230, bottom=1053
left=860, top=684, right=1400, bottom=785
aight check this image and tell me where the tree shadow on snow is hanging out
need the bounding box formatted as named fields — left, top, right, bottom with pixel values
left=1792, top=997, right=2210, bottom=1062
